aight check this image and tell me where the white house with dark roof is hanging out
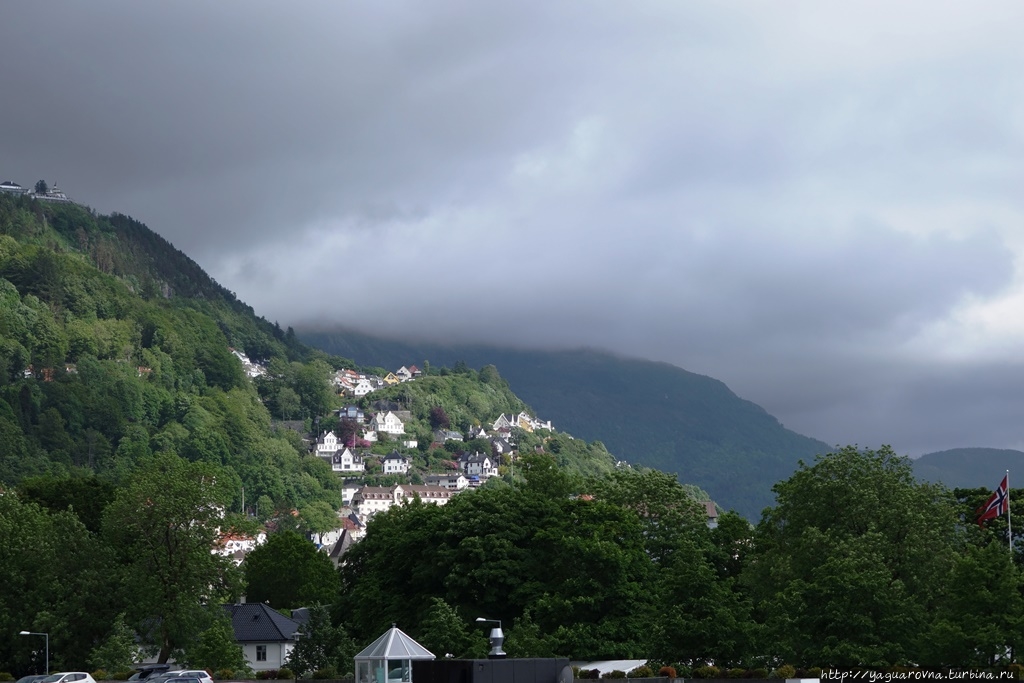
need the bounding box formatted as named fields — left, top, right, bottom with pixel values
left=382, top=450, right=410, bottom=475
left=490, top=437, right=514, bottom=456
left=459, top=451, right=499, bottom=479
left=315, top=431, right=341, bottom=457
left=223, top=602, right=301, bottom=671
left=0, top=180, right=28, bottom=195
left=328, top=447, right=365, bottom=473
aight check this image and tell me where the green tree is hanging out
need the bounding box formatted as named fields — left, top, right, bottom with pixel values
left=298, top=501, right=342, bottom=546
left=243, top=530, right=341, bottom=609
left=18, top=474, right=116, bottom=534
left=504, top=609, right=555, bottom=658
left=34, top=180, right=48, bottom=195
left=103, top=453, right=242, bottom=662
left=415, top=598, right=487, bottom=659
left=88, top=613, right=141, bottom=673
left=286, top=604, right=355, bottom=677
left=747, top=445, right=960, bottom=667
left=338, top=482, right=653, bottom=660
left=0, top=492, right=120, bottom=673
left=919, top=541, right=1024, bottom=667
left=180, top=611, right=251, bottom=675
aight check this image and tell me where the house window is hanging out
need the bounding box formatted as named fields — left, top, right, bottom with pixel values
left=256, top=645, right=267, bottom=662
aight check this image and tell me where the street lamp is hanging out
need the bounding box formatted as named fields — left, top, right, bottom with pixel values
left=474, top=618, right=505, bottom=659
left=19, top=631, right=49, bottom=674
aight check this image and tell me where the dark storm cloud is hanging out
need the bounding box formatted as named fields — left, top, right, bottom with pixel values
left=2, top=1, right=1023, bottom=455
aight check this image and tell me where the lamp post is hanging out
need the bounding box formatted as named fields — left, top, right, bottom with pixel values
left=19, top=630, right=49, bottom=674
left=474, top=618, right=505, bottom=659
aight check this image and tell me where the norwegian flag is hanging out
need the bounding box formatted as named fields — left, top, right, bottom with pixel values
left=977, top=475, right=1009, bottom=526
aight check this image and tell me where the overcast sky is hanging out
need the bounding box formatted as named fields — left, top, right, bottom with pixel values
left=3, top=2, right=1023, bottom=456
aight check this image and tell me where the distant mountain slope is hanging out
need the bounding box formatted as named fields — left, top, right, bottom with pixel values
left=913, top=448, right=1024, bottom=489
left=301, top=328, right=833, bottom=519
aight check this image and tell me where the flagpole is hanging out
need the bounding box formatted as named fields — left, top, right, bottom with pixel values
left=1008, top=470, right=1013, bottom=556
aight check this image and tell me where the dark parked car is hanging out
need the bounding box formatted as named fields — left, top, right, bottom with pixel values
left=148, top=672, right=213, bottom=683
left=128, top=665, right=171, bottom=682
left=16, top=676, right=48, bottom=683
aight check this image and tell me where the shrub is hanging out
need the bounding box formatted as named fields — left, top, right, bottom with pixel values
left=692, top=666, right=720, bottom=679
left=0, top=673, right=14, bottom=681
left=771, top=666, right=796, bottom=680
left=256, top=671, right=277, bottom=680
left=312, top=668, right=337, bottom=680
left=113, top=672, right=133, bottom=680
left=658, top=667, right=677, bottom=679
left=578, top=670, right=602, bottom=680
left=601, top=672, right=626, bottom=680
left=805, top=668, right=822, bottom=679
left=727, top=669, right=746, bottom=679
left=215, top=670, right=234, bottom=681
left=628, top=666, right=653, bottom=678
left=749, top=670, right=768, bottom=679
left=277, top=669, right=294, bottom=680
left=92, top=671, right=109, bottom=681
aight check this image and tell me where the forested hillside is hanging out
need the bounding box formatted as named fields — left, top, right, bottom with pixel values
left=301, top=329, right=833, bottom=518
left=0, top=192, right=351, bottom=505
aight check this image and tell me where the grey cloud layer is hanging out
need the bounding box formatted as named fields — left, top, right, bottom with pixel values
left=2, top=1, right=1022, bottom=455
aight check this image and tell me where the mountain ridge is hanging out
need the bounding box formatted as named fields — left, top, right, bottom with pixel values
left=913, top=447, right=1024, bottom=490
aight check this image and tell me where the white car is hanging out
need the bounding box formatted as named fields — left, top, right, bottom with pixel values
left=40, top=674, right=96, bottom=683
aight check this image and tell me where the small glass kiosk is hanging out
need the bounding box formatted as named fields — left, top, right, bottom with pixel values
left=355, top=624, right=435, bottom=683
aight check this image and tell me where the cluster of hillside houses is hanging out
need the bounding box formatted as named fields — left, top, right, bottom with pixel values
left=0, top=179, right=73, bottom=202
left=214, top=400, right=562, bottom=571
left=316, top=407, right=548, bottom=505
left=333, top=364, right=422, bottom=395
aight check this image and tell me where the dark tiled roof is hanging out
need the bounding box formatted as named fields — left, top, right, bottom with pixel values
left=223, top=602, right=301, bottom=643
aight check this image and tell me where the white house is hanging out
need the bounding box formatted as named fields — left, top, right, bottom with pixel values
left=492, top=412, right=552, bottom=433
left=352, top=378, right=376, bottom=397
left=342, top=481, right=363, bottom=505
left=224, top=603, right=300, bottom=672
left=382, top=450, right=410, bottom=475
left=459, top=452, right=499, bottom=479
left=0, top=180, right=28, bottom=195
left=370, top=411, right=405, bottom=435
left=353, top=484, right=454, bottom=518
left=213, top=530, right=266, bottom=566
left=230, top=348, right=267, bottom=378
left=424, top=473, right=469, bottom=490
left=315, top=431, right=341, bottom=457
left=328, top=447, right=365, bottom=473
